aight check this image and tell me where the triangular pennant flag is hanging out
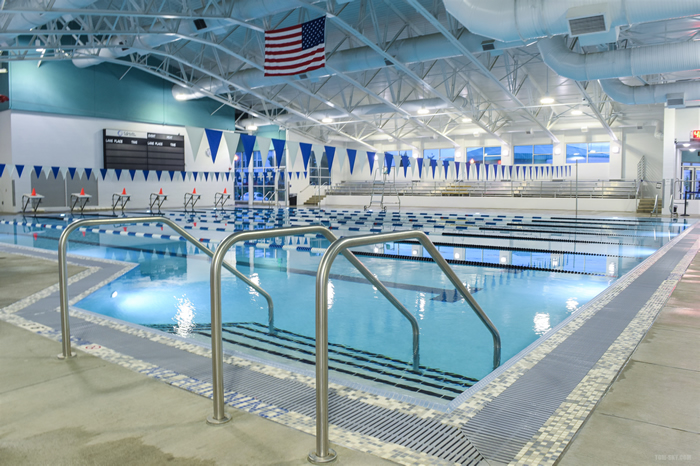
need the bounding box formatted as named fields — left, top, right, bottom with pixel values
left=0, top=164, right=5, bottom=178
left=223, top=131, right=241, bottom=165
left=509, top=166, right=513, bottom=179
left=324, top=145, right=336, bottom=173
left=215, top=172, right=220, bottom=181
left=51, top=166, right=60, bottom=179
left=417, top=158, right=424, bottom=178
left=193, top=172, right=198, bottom=181
left=84, top=168, right=92, bottom=180
left=401, top=155, right=410, bottom=177
left=204, top=172, right=209, bottom=181
left=144, top=170, right=151, bottom=181
left=296, top=171, right=301, bottom=179
left=430, top=159, right=437, bottom=178
left=288, top=172, right=292, bottom=179
left=384, top=153, right=394, bottom=174
left=155, top=170, right=162, bottom=181
left=15, top=165, right=24, bottom=178
left=299, top=143, right=313, bottom=171
left=272, top=138, right=286, bottom=167
left=225, top=172, right=230, bottom=181
left=186, top=127, right=206, bottom=162
left=475, top=163, right=480, bottom=180
left=257, top=137, right=272, bottom=165
left=204, top=128, right=223, bottom=163
left=68, top=167, right=77, bottom=179
left=347, top=149, right=357, bottom=174
left=443, top=160, right=450, bottom=179
left=168, top=170, right=175, bottom=181
left=129, top=169, right=136, bottom=180
left=455, top=161, right=461, bottom=180
left=33, top=166, right=42, bottom=178
left=115, top=169, right=122, bottom=180
left=100, top=168, right=108, bottom=180
left=312, top=144, right=325, bottom=168
left=367, top=151, right=376, bottom=174
left=304, top=171, right=308, bottom=178
left=287, top=141, right=299, bottom=170
left=240, top=134, right=257, bottom=167
left=181, top=171, right=187, bottom=181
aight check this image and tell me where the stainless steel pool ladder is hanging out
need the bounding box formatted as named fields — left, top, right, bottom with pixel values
left=208, top=225, right=420, bottom=425
left=56, top=216, right=274, bottom=359
left=309, top=230, right=502, bottom=463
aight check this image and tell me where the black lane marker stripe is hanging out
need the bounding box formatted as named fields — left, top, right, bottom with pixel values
left=394, top=240, right=636, bottom=258
left=441, top=231, right=639, bottom=246
left=478, top=226, right=649, bottom=238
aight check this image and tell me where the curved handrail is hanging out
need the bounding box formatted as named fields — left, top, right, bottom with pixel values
left=310, top=230, right=501, bottom=463
left=56, top=216, right=274, bottom=359
left=207, top=225, right=420, bottom=425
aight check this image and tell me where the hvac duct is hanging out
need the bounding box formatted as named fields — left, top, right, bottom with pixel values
left=172, top=32, right=526, bottom=99
left=443, top=0, right=700, bottom=43
left=235, top=96, right=470, bottom=127
left=0, top=0, right=101, bottom=46
left=599, top=79, right=700, bottom=106
left=538, top=36, right=700, bottom=81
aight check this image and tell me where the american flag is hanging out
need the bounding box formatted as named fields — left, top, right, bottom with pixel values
left=264, top=16, right=326, bottom=77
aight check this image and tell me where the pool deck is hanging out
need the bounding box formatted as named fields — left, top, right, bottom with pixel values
left=1, top=210, right=699, bottom=465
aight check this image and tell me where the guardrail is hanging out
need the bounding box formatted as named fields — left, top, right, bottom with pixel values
left=208, top=225, right=420, bottom=425
left=56, top=216, right=274, bottom=359
left=309, top=230, right=502, bottom=464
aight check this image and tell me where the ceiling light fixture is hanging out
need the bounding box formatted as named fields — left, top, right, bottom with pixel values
left=0, top=68, right=7, bottom=74
left=540, top=96, right=555, bottom=104
left=571, top=109, right=583, bottom=116
left=461, top=117, right=472, bottom=123
left=174, top=94, right=188, bottom=101
left=246, top=125, right=258, bottom=131
left=321, top=117, right=333, bottom=123
left=417, top=107, right=430, bottom=115
left=683, top=143, right=691, bottom=147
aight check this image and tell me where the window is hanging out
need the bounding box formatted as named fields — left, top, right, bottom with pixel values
left=466, top=147, right=484, bottom=163
left=440, top=148, right=455, bottom=161
left=310, top=149, right=330, bottom=186
left=514, top=145, right=553, bottom=164
left=566, top=143, right=610, bottom=163
left=423, top=149, right=439, bottom=160
left=484, top=146, right=501, bottom=164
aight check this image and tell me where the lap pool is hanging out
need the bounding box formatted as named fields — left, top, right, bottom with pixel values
left=0, top=208, right=689, bottom=402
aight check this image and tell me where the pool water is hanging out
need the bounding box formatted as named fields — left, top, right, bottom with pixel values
left=0, top=210, right=690, bottom=398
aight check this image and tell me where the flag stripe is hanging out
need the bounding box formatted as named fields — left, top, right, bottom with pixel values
left=265, top=54, right=325, bottom=71
left=265, top=62, right=326, bottom=77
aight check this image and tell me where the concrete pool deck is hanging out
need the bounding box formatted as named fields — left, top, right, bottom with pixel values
left=0, top=212, right=698, bottom=465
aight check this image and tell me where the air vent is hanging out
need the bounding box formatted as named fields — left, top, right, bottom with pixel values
left=569, top=15, right=606, bottom=35
left=481, top=40, right=496, bottom=51
left=667, top=93, right=686, bottom=108
left=194, top=19, right=207, bottom=30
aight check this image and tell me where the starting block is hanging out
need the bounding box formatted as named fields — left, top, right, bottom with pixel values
left=184, top=192, right=201, bottom=212
left=150, top=192, right=168, bottom=214
left=214, top=192, right=231, bottom=211
left=112, top=192, right=131, bottom=213
left=22, top=192, right=44, bottom=215
left=70, top=192, right=92, bottom=214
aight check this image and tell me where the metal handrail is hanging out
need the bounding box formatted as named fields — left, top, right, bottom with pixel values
left=651, top=195, right=659, bottom=216
left=208, top=225, right=420, bottom=425
left=56, top=216, right=274, bottom=359
left=309, top=230, right=501, bottom=463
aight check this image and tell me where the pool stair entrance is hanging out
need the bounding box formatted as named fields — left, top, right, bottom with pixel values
left=148, top=321, right=477, bottom=400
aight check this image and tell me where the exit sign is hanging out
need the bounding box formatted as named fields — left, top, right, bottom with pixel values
left=692, top=130, right=700, bottom=139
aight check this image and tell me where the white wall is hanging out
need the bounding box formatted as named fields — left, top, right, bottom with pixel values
left=0, top=110, right=12, bottom=211
left=5, top=111, right=235, bottom=211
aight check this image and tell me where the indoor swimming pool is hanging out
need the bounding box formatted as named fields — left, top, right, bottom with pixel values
left=0, top=208, right=691, bottom=401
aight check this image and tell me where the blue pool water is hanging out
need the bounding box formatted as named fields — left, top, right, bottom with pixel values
left=0, top=210, right=691, bottom=394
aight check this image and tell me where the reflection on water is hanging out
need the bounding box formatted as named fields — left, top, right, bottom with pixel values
left=249, top=273, right=260, bottom=297
left=173, top=294, right=196, bottom=337
left=327, top=279, right=335, bottom=309
left=533, top=312, right=551, bottom=335
left=566, top=297, right=579, bottom=314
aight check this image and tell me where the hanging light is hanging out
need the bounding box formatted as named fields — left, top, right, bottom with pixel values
left=417, top=107, right=430, bottom=115
left=540, top=96, right=555, bottom=104
left=246, top=124, right=258, bottom=131
left=321, top=117, right=333, bottom=123
left=571, top=109, right=583, bottom=116
left=461, top=117, right=472, bottom=123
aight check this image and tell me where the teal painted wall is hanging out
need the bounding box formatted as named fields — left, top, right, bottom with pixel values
left=8, top=60, right=238, bottom=130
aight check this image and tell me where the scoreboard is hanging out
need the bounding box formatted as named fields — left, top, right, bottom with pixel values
left=103, top=129, right=185, bottom=171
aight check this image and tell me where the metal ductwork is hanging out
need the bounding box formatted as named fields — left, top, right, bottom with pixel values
left=539, top=36, right=700, bottom=81
left=599, top=79, right=700, bottom=106
left=0, top=0, right=101, bottom=46
left=172, top=32, right=526, bottom=99
left=443, top=0, right=700, bottom=43
left=237, top=96, right=470, bottom=127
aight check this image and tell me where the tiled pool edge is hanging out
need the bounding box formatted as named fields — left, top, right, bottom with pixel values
left=1, top=221, right=697, bottom=466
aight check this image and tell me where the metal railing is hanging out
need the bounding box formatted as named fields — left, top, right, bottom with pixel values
left=56, top=216, right=274, bottom=359
left=309, top=230, right=501, bottom=464
left=208, top=225, right=420, bottom=425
